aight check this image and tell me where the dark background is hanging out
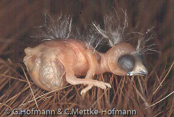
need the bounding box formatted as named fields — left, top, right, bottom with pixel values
left=0, top=0, right=173, bottom=63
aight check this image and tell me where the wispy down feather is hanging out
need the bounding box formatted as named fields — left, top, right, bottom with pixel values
left=135, top=34, right=160, bottom=55
left=36, top=14, right=73, bottom=41
left=75, top=27, right=104, bottom=52
left=93, top=10, right=128, bottom=47
left=35, top=14, right=105, bottom=50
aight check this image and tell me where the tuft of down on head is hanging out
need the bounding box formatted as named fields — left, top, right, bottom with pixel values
left=134, top=34, right=160, bottom=55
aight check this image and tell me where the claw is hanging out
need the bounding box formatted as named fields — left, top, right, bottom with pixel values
left=94, top=81, right=111, bottom=89
left=80, top=85, right=93, bottom=95
left=105, top=83, right=111, bottom=88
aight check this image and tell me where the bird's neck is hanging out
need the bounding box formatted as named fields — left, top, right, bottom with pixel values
left=95, top=52, right=111, bottom=74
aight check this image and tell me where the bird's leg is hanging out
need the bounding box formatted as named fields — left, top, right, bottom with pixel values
left=65, top=49, right=111, bottom=95
left=80, top=49, right=97, bottom=95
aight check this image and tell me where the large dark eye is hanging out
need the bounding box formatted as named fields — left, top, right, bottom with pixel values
left=118, top=54, right=135, bottom=72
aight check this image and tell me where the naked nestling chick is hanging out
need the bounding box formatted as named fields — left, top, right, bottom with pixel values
left=23, top=15, right=148, bottom=95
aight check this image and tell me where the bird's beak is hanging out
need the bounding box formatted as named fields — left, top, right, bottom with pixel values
left=127, top=69, right=148, bottom=76
left=127, top=59, right=148, bottom=76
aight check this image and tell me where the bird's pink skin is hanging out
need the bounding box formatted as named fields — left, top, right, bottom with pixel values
left=23, top=39, right=135, bottom=94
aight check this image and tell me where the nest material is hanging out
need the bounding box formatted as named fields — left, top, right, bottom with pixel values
left=0, top=0, right=174, bottom=116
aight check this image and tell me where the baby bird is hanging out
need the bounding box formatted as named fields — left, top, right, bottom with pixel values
left=23, top=38, right=147, bottom=95
left=23, top=15, right=148, bottom=95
